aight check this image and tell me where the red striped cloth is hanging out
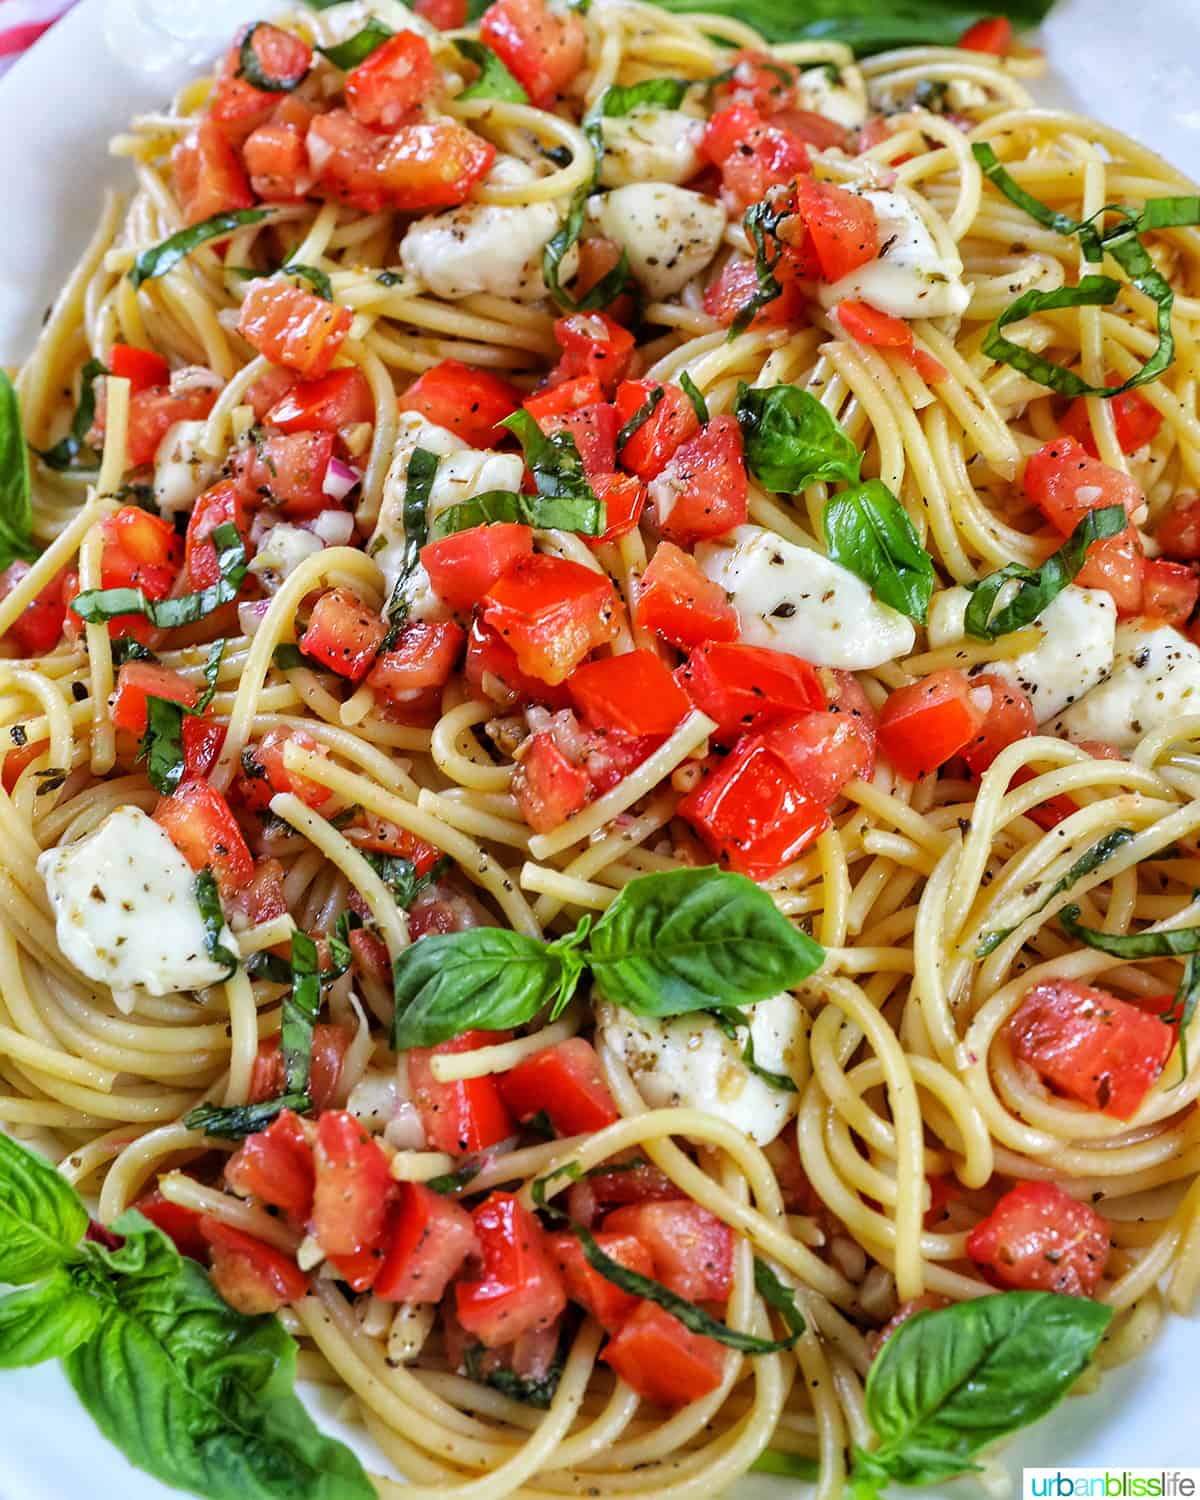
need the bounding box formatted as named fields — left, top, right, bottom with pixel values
left=0, top=0, right=76, bottom=72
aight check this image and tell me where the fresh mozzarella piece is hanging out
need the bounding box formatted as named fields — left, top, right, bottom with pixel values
left=346, top=1068, right=401, bottom=1131
left=248, top=523, right=324, bottom=593
left=799, top=63, right=868, bottom=129
left=819, top=189, right=970, bottom=320
left=1053, top=620, right=1200, bottom=748
left=153, top=420, right=218, bottom=516
left=927, top=583, right=1117, bottom=723
left=589, top=184, right=726, bottom=300
left=399, top=155, right=578, bottom=301
left=426, top=449, right=524, bottom=527
left=599, top=109, right=706, bottom=188
left=37, top=806, right=236, bottom=1000
left=598, top=993, right=806, bottom=1146
left=696, top=524, right=915, bottom=669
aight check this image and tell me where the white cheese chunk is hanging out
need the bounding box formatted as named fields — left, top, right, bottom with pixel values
left=37, top=806, right=237, bottom=999
left=695, top=525, right=914, bottom=669
left=599, top=109, right=706, bottom=187
left=1053, top=620, right=1200, bottom=748
left=400, top=155, right=577, bottom=301
left=598, top=993, right=806, bottom=1146
left=248, top=522, right=324, bottom=593
left=153, top=420, right=218, bottom=517
left=589, top=184, right=726, bottom=300
left=927, top=583, right=1117, bottom=723
left=799, top=63, right=868, bottom=129
left=820, top=189, right=970, bottom=320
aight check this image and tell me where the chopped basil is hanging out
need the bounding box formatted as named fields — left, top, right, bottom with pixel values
left=366, top=851, right=451, bottom=909
left=246, top=950, right=293, bottom=986
left=0, top=372, right=37, bottom=570
left=595, top=77, right=692, bottom=116
left=736, top=382, right=862, bottom=492
left=380, top=447, right=437, bottom=638
left=426, top=1159, right=483, bottom=1195
left=454, top=38, right=529, bottom=104
left=964, top=505, right=1125, bottom=640
left=542, top=106, right=631, bottom=313
left=463, top=1342, right=564, bottom=1409
left=193, top=867, right=239, bottom=978
left=679, top=371, right=709, bottom=427
left=741, top=1028, right=798, bottom=1093
left=36, top=358, right=107, bottom=472
left=137, top=639, right=225, bottom=795
left=376, top=270, right=405, bottom=287
left=430, top=488, right=603, bottom=540
left=501, top=409, right=602, bottom=522
left=729, top=196, right=789, bottom=339
left=129, top=209, right=270, bottom=289
left=1060, top=903, right=1200, bottom=958
left=238, top=21, right=311, bottom=92
left=280, top=263, right=333, bottom=302
left=753, top=1258, right=805, bottom=1339
left=316, top=18, right=392, bottom=70
left=823, top=479, right=934, bottom=624
left=72, top=521, right=247, bottom=629
left=183, top=1093, right=313, bottom=1139
left=1165, top=953, right=1200, bottom=1082
left=282, top=930, right=321, bottom=1096
left=615, top=385, right=663, bottom=452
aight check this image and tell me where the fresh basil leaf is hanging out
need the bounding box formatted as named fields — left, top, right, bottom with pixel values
left=585, top=866, right=824, bottom=1018
left=854, top=1292, right=1111, bottom=1491
left=751, top=1451, right=820, bottom=1479
left=129, top=209, right=270, bottom=288
left=597, top=77, right=691, bottom=117
left=615, top=385, right=663, bottom=452
left=382, top=447, right=438, bottom=636
left=375, top=270, right=405, bottom=287
left=429, top=487, right=604, bottom=539
left=36, top=357, right=107, bottom=472
left=238, top=20, right=310, bottom=92
left=0, top=371, right=37, bottom=570
left=0, top=1274, right=102, bottom=1367
left=0, top=1132, right=88, bottom=1284
left=542, top=117, right=633, bottom=313
left=1166, top=953, right=1200, bottom=1082
left=328, top=909, right=361, bottom=978
left=679, top=371, right=709, bottom=427
left=753, top=1259, right=806, bottom=1339
left=282, top=930, right=320, bottom=1097
left=426, top=1159, right=483, bottom=1195
left=454, top=38, right=529, bottom=103
left=72, top=521, right=247, bottom=628
left=194, top=867, right=240, bottom=978
left=281, top=263, right=333, bottom=302
left=730, top=197, right=786, bottom=339
left=823, top=479, right=934, bottom=624
left=464, top=1341, right=564, bottom=1408
left=1060, top=903, right=1200, bottom=959
left=247, top=950, right=294, bottom=986
left=500, top=409, right=603, bottom=528
left=111, top=637, right=157, bottom=665
left=964, top=505, right=1125, bottom=640
left=742, top=1028, right=798, bottom=1092
left=737, top=382, right=862, bottom=492
left=184, top=1093, right=313, bottom=1138
left=272, top=643, right=306, bottom=671
left=366, top=850, right=451, bottom=909
left=317, top=18, right=392, bottom=69
left=138, top=694, right=187, bottom=794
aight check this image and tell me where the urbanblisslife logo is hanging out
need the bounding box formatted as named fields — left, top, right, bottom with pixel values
left=1024, top=1471, right=1200, bottom=1499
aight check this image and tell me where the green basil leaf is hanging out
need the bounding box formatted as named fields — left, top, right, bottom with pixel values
left=72, top=521, right=248, bottom=628
left=615, top=385, right=664, bottom=452
left=194, top=867, right=240, bottom=978
left=238, top=20, right=311, bottom=92
left=317, top=18, right=392, bottom=69
left=0, top=1131, right=88, bottom=1284
left=366, top=850, right=451, bottom=909
left=129, top=209, right=270, bottom=288
left=585, top=866, right=824, bottom=1018
left=426, top=1158, right=483, bottom=1195
left=597, top=77, right=691, bottom=116
left=736, top=382, right=862, bottom=492
left=281, top=263, right=333, bottom=302
left=1060, top=903, right=1200, bottom=959
left=0, top=1273, right=102, bottom=1367
left=857, top=1292, right=1111, bottom=1488
left=282, top=930, right=321, bottom=1096
left=1166, top=953, right=1200, bottom=1083
left=753, top=1258, right=806, bottom=1338
left=376, top=270, right=405, bottom=287
left=382, top=446, right=438, bottom=635
left=36, top=357, right=107, bottom=472
left=542, top=118, right=633, bottom=313
left=500, top=409, right=603, bottom=527
left=247, top=950, right=294, bottom=986
left=429, top=487, right=604, bottom=539
left=455, top=38, right=529, bottom=103
left=272, top=642, right=306, bottom=671
left=742, top=1027, right=798, bottom=1092
left=679, top=371, right=709, bottom=427
left=823, top=479, right=934, bottom=624
left=111, top=637, right=157, bottom=665
left=751, top=1451, right=820, bottom=1480
left=729, top=197, right=786, bottom=339
left=184, top=1093, right=313, bottom=1139
left=138, top=694, right=187, bottom=794
left=964, top=505, right=1125, bottom=640
left=0, top=371, right=38, bottom=569
left=464, top=1340, right=564, bottom=1408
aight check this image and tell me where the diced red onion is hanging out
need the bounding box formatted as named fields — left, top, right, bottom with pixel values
left=169, top=364, right=223, bottom=395
left=321, top=456, right=360, bottom=503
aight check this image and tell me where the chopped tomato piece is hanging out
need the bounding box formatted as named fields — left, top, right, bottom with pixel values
left=0, top=562, right=67, bottom=656
left=532, top=399, right=619, bottom=479
left=409, top=1030, right=516, bottom=1156
left=422, top=525, right=533, bottom=611
left=465, top=617, right=572, bottom=707
left=960, top=672, right=1037, bottom=774
left=1141, top=558, right=1198, bottom=628
left=481, top=555, right=618, bottom=686
left=636, top=541, right=739, bottom=648
left=780, top=176, right=879, bottom=283
left=602, top=1301, right=726, bottom=1406
left=249, top=1024, right=350, bottom=1113
left=835, top=299, right=946, bottom=383
left=703, top=253, right=806, bottom=332
left=154, top=778, right=253, bottom=894
left=92, top=507, right=181, bottom=642
left=675, top=641, right=823, bottom=740
left=651, top=415, right=748, bottom=546
left=1076, top=526, right=1145, bottom=615
left=567, top=650, right=690, bottom=737
left=300, top=588, right=387, bottom=682
left=182, top=716, right=227, bottom=781
left=1060, top=378, right=1163, bottom=457
left=1007, top=978, right=1174, bottom=1119
left=374, top=1181, right=478, bottom=1302
left=376, top=120, right=496, bottom=211
left=1155, top=493, right=1200, bottom=561
left=498, top=1038, right=619, bottom=1136
left=237, top=725, right=332, bottom=810
left=108, top=343, right=169, bottom=392
left=307, top=109, right=388, bottom=213
left=171, top=120, right=254, bottom=223
left=110, top=662, right=198, bottom=737
left=878, top=669, right=986, bottom=780
left=228, top=856, right=287, bottom=927
left=455, top=1191, right=567, bottom=1347
left=959, top=16, right=1013, bottom=52
left=224, top=1108, right=315, bottom=1220
left=367, top=620, right=464, bottom=705
left=548, top=1229, right=651, bottom=1329
left=237, top=281, right=353, bottom=379
left=479, top=0, right=587, bottom=108
left=514, top=732, right=591, bottom=833
left=245, top=364, right=297, bottom=421
left=110, top=385, right=216, bottom=469
left=183, top=479, right=246, bottom=591
left=134, top=1190, right=209, bottom=1261
left=614, top=380, right=701, bottom=481
left=524, top=376, right=606, bottom=423
left=236, top=429, right=335, bottom=517
left=702, top=104, right=810, bottom=212
left=965, top=1180, right=1110, bottom=1297
left=550, top=313, right=635, bottom=396
left=771, top=106, right=851, bottom=153
left=764, top=710, right=873, bottom=806
left=312, top=1109, right=394, bottom=1258
left=1024, top=437, right=1142, bottom=534
left=399, top=360, right=522, bottom=447
left=712, top=50, right=799, bottom=114
left=344, top=31, right=436, bottom=132
left=266, top=367, right=373, bottom=434
left=243, top=115, right=314, bottom=203
left=2, top=737, right=48, bottom=792
left=200, top=1217, right=309, bottom=1314
left=591, top=472, right=647, bottom=546
left=346, top=815, right=442, bottom=873
left=604, top=1199, right=732, bottom=1301
left=208, top=23, right=311, bottom=143
left=413, top=0, right=467, bottom=25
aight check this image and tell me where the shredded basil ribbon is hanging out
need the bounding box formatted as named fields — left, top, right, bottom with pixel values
left=272, top=642, right=306, bottom=671
left=615, top=386, right=663, bottom=452
left=137, top=637, right=224, bottom=795
left=0, top=372, right=38, bottom=571
left=282, top=930, right=321, bottom=1097
left=730, top=197, right=788, bottom=339
left=193, top=866, right=239, bottom=978
left=129, top=209, right=270, bottom=289
left=316, top=17, right=392, bottom=70
left=36, top=358, right=107, bottom=471
left=1166, top=953, right=1200, bottom=1082
left=381, top=447, right=438, bottom=638
left=71, top=522, right=247, bottom=630
left=679, top=371, right=710, bottom=426
left=237, top=21, right=311, bottom=92
left=454, top=38, right=529, bottom=103
left=183, top=1093, right=313, bottom=1140
left=1060, top=903, right=1200, bottom=958
left=281, top=262, right=333, bottom=302
left=500, top=409, right=604, bottom=532
left=430, top=489, right=604, bottom=540
left=366, top=851, right=451, bottom=909
left=963, top=505, right=1125, bottom=639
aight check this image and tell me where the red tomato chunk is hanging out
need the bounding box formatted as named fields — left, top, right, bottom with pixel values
left=408, top=1030, right=516, bottom=1155
left=300, top=589, right=387, bottom=682
left=200, top=1217, right=309, bottom=1315
left=603, top=1200, right=733, bottom=1301
left=481, top=555, right=618, bottom=686
left=498, top=1039, right=619, bottom=1136
left=224, top=1108, right=315, bottom=1221
left=602, top=1301, right=726, bottom=1406
left=456, top=1191, right=567, bottom=1347
left=548, top=1230, right=652, bottom=1330
left=878, top=670, right=986, bottom=780
left=312, top=1109, right=394, bottom=1258
left=567, top=650, right=691, bottom=737
left=966, top=1180, right=1110, bottom=1297
left=375, top=1181, right=478, bottom=1303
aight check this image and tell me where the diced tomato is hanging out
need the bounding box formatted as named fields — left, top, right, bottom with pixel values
left=580, top=726, right=658, bottom=794
left=109, top=503, right=184, bottom=580
left=590, top=472, right=647, bottom=546
left=702, top=105, right=810, bottom=212
left=675, top=642, right=823, bottom=739
left=878, top=670, right=987, bottom=781
left=965, top=1180, right=1110, bottom=1297
left=614, top=380, right=701, bottom=482
left=1007, top=978, right=1174, bottom=1120
left=266, top=367, right=373, bottom=435
left=680, top=733, right=829, bottom=878
left=249, top=1024, right=351, bottom=1113
left=181, top=716, right=226, bottom=781
left=112, top=386, right=216, bottom=469
left=550, top=314, right=635, bottom=396
left=183, top=480, right=246, bottom=591
left=312, top=1109, right=393, bottom=1258
left=771, top=106, right=851, bottom=153
left=238, top=725, right=332, bottom=810
left=109, top=343, right=169, bottom=393
left=455, top=1191, right=567, bottom=1347
left=924, top=1174, right=962, bottom=1231
left=208, top=24, right=311, bottom=143
left=236, top=429, right=334, bottom=517
left=548, top=1230, right=651, bottom=1329
left=246, top=364, right=297, bottom=421
left=413, top=0, right=467, bottom=25
left=835, top=298, right=946, bottom=383
left=374, top=1181, right=478, bottom=1302
left=1156, top=494, right=1200, bottom=561
left=479, top=0, right=587, bottom=108
left=1141, top=558, right=1199, bottom=628
left=172, top=120, right=255, bottom=223
left=534, top=400, right=620, bottom=479
left=346, top=815, right=442, bottom=874
left=602, top=1301, right=726, bottom=1406
left=228, top=855, right=288, bottom=927
left=154, top=778, right=254, bottom=895
left=603, top=1199, right=732, bottom=1301
left=960, top=672, right=1037, bottom=774
left=960, top=16, right=1013, bottom=52
left=572, top=236, right=636, bottom=324
left=497, top=1038, right=619, bottom=1137
left=399, top=360, right=522, bottom=447
left=514, top=732, right=591, bottom=833
left=134, top=1190, right=208, bottom=1261
left=712, top=50, right=799, bottom=113
left=243, top=115, right=314, bottom=202
left=344, top=31, right=436, bottom=131
left=110, top=662, right=198, bottom=736
left=636, top=541, right=739, bottom=648
left=2, top=738, right=47, bottom=792
left=822, top=671, right=877, bottom=784
left=1024, top=437, right=1142, bottom=534
left=421, top=525, right=533, bottom=612
left=0, top=562, right=67, bottom=656
left=237, top=281, right=353, bottom=380
left=307, top=109, right=388, bottom=213
left=650, top=416, right=747, bottom=546
left=703, top=252, right=806, bottom=332
left=200, top=1216, right=309, bottom=1315
left=367, top=620, right=464, bottom=706
left=763, top=709, right=873, bottom=806
left=524, top=376, right=606, bottom=423
left=224, top=1108, right=315, bottom=1220
left=1060, top=378, right=1163, bottom=457
left=465, top=617, right=571, bottom=707
left=567, top=650, right=690, bottom=737
left=376, top=120, right=496, bottom=211
left=409, top=1030, right=516, bottom=1156
left=1076, top=526, right=1145, bottom=614
left=481, top=555, right=618, bottom=686
left=300, top=588, right=387, bottom=682
left=780, top=176, right=879, bottom=283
